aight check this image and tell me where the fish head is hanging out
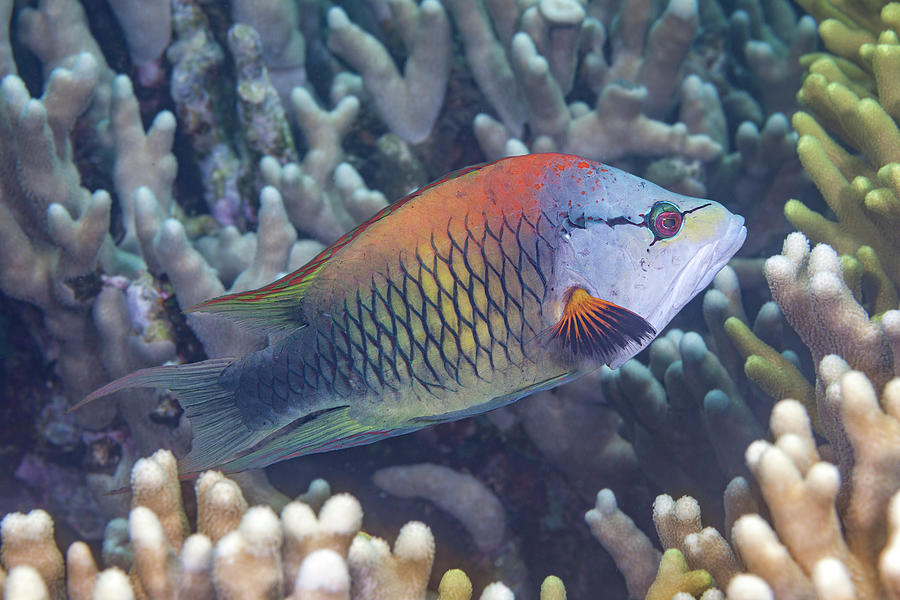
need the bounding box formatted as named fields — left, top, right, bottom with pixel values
left=543, top=158, right=746, bottom=368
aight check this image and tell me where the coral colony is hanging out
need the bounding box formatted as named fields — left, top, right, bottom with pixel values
left=2, top=0, right=900, bottom=598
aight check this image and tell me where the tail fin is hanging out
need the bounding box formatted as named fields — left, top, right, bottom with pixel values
left=74, top=359, right=269, bottom=474
left=72, top=358, right=237, bottom=410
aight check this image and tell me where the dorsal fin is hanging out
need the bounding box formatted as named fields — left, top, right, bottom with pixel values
left=189, top=162, right=491, bottom=331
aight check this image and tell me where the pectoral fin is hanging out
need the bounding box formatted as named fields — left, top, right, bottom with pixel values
left=549, top=287, right=655, bottom=362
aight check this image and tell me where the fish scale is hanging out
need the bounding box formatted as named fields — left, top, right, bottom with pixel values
left=77, top=153, right=746, bottom=473
left=263, top=202, right=559, bottom=416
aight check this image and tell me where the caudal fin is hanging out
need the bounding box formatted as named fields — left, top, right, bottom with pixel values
left=71, top=358, right=236, bottom=410
left=75, top=358, right=269, bottom=474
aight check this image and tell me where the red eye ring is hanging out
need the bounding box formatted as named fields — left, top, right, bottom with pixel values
left=655, top=211, right=682, bottom=236
left=648, top=201, right=683, bottom=239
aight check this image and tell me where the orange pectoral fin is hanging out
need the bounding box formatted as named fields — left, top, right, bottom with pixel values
left=549, top=287, right=656, bottom=362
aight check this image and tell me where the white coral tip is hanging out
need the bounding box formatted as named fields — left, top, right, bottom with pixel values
left=394, top=521, right=435, bottom=561
left=726, top=573, right=773, bottom=600
left=296, top=549, right=350, bottom=593
left=319, top=493, right=363, bottom=534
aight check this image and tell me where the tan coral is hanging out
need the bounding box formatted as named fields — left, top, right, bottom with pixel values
left=0, top=449, right=558, bottom=599
left=4, top=566, right=51, bottom=600
left=585, top=489, right=660, bottom=598
left=212, top=506, right=284, bottom=600
left=347, top=521, right=434, bottom=600
left=93, top=568, right=135, bottom=599
left=289, top=549, right=350, bottom=600
left=832, top=371, right=900, bottom=581
left=129, top=505, right=178, bottom=600
left=176, top=535, right=214, bottom=600
left=195, top=470, right=248, bottom=544
left=281, top=494, right=362, bottom=595
left=682, top=528, right=741, bottom=590
left=131, top=449, right=190, bottom=552
left=765, top=232, right=896, bottom=391
left=588, top=365, right=900, bottom=599
left=653, top=494, right=702, bottom=551
left=880, top=490, right=900, bottom=598
left=65, top=537, right=98, bottom=600
left=653, top=494, right=740, bottom=590
left=0, top=510, right=64, bottom=600
left=731, top=514, right=813, bottom=597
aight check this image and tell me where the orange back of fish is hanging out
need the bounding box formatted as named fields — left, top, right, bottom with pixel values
left=278, top=154, right=568, bottom=419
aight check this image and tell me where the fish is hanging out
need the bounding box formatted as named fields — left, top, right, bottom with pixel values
left=77, top=153, right=746, bottom=474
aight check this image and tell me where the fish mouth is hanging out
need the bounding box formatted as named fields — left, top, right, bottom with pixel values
left=689, top=214, right=746, bottom=297
left=645, top=213, right=747, bottom=330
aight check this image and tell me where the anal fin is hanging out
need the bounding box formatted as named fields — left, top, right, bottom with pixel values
left=206, top=407, right=421, bottom=473
left=411, top=371, right=577, bottom=424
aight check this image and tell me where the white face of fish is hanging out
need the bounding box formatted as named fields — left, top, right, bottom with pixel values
left=548, top=166, right=747, bottom=368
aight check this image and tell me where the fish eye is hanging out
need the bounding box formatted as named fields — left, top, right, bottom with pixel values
left=647, top=201, right=683, bottom=239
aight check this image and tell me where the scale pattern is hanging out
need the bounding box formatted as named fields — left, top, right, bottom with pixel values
left=231, top=206, right=561, bottom=423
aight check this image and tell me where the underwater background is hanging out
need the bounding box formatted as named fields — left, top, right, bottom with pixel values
left=1, top=0, right=898, bottom=598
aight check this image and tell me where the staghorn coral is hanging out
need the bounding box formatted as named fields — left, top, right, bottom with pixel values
left=0, top=449, right=565, bottom=600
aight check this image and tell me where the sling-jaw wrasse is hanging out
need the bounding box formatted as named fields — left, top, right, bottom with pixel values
left=79, top=153, right=747, bottom=473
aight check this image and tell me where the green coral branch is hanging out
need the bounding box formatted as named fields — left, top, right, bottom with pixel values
left=723, top=316, right=820, bottom=432
left=645, top=549, right=714, bottom=600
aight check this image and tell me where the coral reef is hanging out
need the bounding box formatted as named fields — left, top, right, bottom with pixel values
left=597, top=266, right=782, bottom=515
left=786, top=0, right=900, bottom=307
left=588, top=366, right=900, bottom=599
left=1, top=0, right=889, bottom=598
left=0, top=449, right=564, bottom=600
left=580, top=0, right=900, bottom=590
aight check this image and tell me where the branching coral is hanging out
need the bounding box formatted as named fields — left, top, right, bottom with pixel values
left=784, top=0, right=900, bottom=305
left=720, top=230, right=900, bottom=443
left=0, top=53, right=123, bottom=424
left=455, top=0, right=723, bottom=163
left=727, top=0, right=818, bottom=116
left=0, top=449, right=565, bottom=600
left=589, top=365, right=900, bottom=599
left=327, top=1, right=450, bottom=144
left=764, top=232, right=899, bottom=389
left=577, top=2, right=900, bottom=596
left=0, top=0, right=853, bottom=597
left=598, top=267, right=777, bottom=507
left=107, top=0, right=171, bottom=85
